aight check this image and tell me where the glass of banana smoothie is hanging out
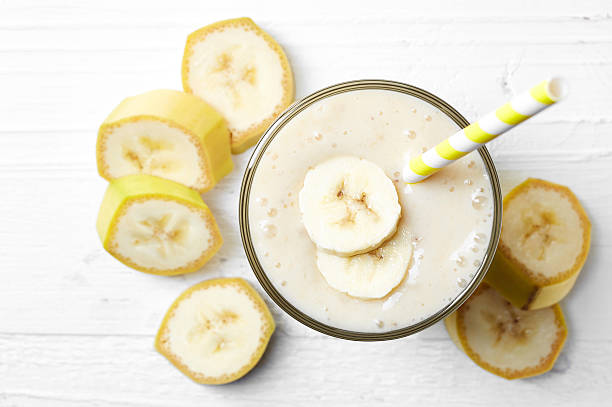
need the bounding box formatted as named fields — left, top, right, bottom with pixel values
left=239, top=80, right=502, bottom=340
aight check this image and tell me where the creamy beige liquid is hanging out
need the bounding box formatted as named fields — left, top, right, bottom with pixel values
left=248, top=89, right=493, bottom=332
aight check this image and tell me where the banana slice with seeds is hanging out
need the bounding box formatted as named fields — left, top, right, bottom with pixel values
left=445, top=284, right=567, bottom=380
left=299, top=156, right=401, bottom=256
left=97, top=89, right=233, bottom=192
left=155, top=278, right=275, bottom=384
left=485, top=178, right=591, bottom=309
left=96, top=174, right=222, bottom=275
left=316, top=229, right=412, bottom=299
left=182, top=17, right=294, bottom=154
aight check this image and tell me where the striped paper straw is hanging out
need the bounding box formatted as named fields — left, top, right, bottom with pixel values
left=403, top=77, right=568, bottom=184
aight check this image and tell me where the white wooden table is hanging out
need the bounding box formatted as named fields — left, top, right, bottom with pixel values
left=1, top=0, right=611, bottom=405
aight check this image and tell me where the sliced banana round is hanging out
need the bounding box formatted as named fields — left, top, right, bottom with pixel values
left=485, top=178, right=591, bottom=309
left=444, top=284, right=567, bottom=380
left=182, top=17, right=294, bottom=154
left=155, top=278, right=275, bottom=385
left=316, top=228, right=412, bottom=299
left=97, top=89, right=233, bottom=192
left=299, top=156, right=401, bottom=256
left=96, top=174, right=222, bottom=275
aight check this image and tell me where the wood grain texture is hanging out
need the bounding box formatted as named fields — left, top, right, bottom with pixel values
left=1, top=0, right=611, bottom=405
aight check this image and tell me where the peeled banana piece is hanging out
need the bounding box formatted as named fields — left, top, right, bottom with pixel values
left=97, top=89, right=233, bottom=192
left=182, top=17, right=295, bottom=154
left=96, top=174, right=222, bottom=275
left=155, top=278, right=275, bottom=384
left=485, top=178, right=591, bottom=309
left=316, top=229, right=412, bottom=299
left=445, top=284, right=567, bottom=380
left=299, top=156, right=401, bottom=256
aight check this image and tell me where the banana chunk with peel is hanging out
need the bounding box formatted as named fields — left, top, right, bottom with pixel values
left=316, top=229, right=412, bottom=299
left=445, top=284, right=567, bottom=380
left=182, top=18, right=294, bottom=154
left=299, top=156, right=401, bottom=256
left=155, top=278, right=275, bottom=384
left=97, top=89, right=233, bottom=192
left=485, top=178, right=591, bottom=309
left=96, top=174, right=222, bottom=275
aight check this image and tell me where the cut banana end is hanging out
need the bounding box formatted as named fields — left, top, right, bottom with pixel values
left=96, top=174, right=222, bottom=276
left=485, top=178, right=591, bottom=310
left=155, top=278, right=275, bottom=385
left=316, top=228, right=412, bottom=299
left=444, top=284, right=567, bottom=380
left=299, top=156, right=401, bottom=256
left=182, top=17, right=294, bottom=154
left=97, top=89, right=233, bottom=192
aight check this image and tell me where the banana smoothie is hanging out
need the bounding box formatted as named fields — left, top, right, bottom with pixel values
left=248, top=89, right=494, bottom=332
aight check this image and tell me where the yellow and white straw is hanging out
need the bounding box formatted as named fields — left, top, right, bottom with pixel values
left=403, top=77, right=568, bottom=184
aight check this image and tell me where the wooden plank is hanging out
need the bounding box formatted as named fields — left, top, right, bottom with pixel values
left=0, top=54, right=610, bottom=131
left=1, top=0, right=611, bottom=24
left=2, top=121, right=611, bottom=169
left=1, top=333, right=611, bottom=406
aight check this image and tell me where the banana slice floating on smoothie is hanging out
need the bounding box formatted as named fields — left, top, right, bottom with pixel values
left=182, top=17, right=294, bottom=154
left=299, top=156, right=401, bottom=256
left=444, top=284, right=567, bottom=380
left=155, top=278, right=275, bottom=384
left=97, top=89, right=233, bottom=192
left=316, top=229, right=412, bottom=299
left=485, top=178, right=591, bottom=309
left=96, top=174, right=222, bottom=275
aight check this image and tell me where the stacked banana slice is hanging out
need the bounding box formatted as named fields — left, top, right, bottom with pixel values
left=316, top=229, right=413, bottom=299
left=446, top=178, right=590, bottom=379
left=94, top=17, right=291, bottom=384
left=299, top=156, right=410, bottom=299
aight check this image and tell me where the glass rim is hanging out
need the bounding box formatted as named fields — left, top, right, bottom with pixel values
left=239, top=79, right=502, bottom=341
